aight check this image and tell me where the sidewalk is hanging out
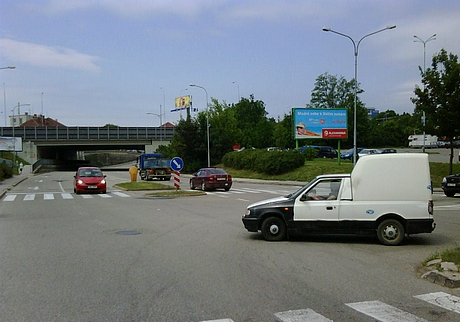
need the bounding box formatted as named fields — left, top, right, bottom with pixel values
left=0, top=165, right=31, bottom=198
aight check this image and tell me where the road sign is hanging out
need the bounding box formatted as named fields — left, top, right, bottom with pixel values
left=170, top=157, right=184, bottom=172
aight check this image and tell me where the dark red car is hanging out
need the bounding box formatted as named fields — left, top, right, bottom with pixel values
left=74, top=167, right=107, bottom=194
left=189, top=168, right=232, bottom=191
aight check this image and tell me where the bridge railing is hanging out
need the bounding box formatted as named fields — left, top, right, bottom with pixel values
left=0, top=126, right=175, bottom=140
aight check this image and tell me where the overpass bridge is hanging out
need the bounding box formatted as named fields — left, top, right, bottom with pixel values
left=0, top=126, right=174, bottom=171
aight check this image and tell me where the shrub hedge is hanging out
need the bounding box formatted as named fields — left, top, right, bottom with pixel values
left=222, top=149, right=305, bottom=175
left=0, top=163, right=13, bottom=180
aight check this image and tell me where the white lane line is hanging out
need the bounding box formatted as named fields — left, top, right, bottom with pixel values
left=414, top=292, right=460, bottom=314
left=98, top=194, right=112, bottom=198
left=23, top=194, right=35, bottom=201
left=275, top=309, right=333, bottom=321
left=201, top=319, right=234, bottom=322
left=44, top=194, right=54, bottom=200
left=80, top=195, right=94, bottom=199
left=346, top=300, right=428, bottom=322
left=3, top=195, right=17, bottom=201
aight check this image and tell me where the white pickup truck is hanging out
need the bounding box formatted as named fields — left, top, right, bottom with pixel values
left=242, top=154, right=435, bottom=245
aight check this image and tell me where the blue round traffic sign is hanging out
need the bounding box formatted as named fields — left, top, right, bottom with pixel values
left=170, top=157, right=184, bottom=171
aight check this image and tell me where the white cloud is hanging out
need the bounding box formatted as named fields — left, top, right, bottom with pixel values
left=0, top=38, right=100, bottom=72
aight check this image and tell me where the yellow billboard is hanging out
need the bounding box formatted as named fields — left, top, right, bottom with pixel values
left=175, top=95, right=191, bottom=110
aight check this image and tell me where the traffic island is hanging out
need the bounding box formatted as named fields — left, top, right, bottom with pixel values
left=419, top=259, right=460, bottom=288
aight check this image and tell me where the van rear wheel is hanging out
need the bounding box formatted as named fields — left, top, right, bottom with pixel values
left=377, top=219, right=404, bottom=246
left=261, top=217, right=286, bottom=241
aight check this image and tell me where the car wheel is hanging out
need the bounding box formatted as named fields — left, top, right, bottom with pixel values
left=444, top=191, right=456, bottom=197
left=224, top=187, right=230, bottom=191
left=261, top=217, right=287, bottom=241
left=102, top=190, right=106, bottom=194
left=201, top=181, right=207, bottom=191
left=377, top=219, right=405, bottom=246
left=190, top=180, right=195, bottom=190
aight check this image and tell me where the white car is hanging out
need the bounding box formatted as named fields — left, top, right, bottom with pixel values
left=358, top=148, right=379, bottom=157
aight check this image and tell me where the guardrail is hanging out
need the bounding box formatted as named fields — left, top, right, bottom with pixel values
left=0, top=126, right=174, bottom=140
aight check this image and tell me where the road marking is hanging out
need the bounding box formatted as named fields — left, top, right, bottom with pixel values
left=111, top=191, right=130, bottom=197
left=98, top=194, right=112, bottom=198
left=201, top=319, right=234, bottom=322
left=275, top=309, right=333, bottom=321
left=346, top=300, right=428, bottom=322
left=3, top=195, right=17, bottom=201
left=23, top=194, right=35, bottom=201
left=61, top=193, right=73, bottom=199
left=44, top=193, right=54, bottom=200
left=414, top=292, right=460, bottom=314
left=80, top=195, right=94, bottom=199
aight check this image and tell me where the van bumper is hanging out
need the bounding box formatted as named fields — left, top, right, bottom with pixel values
left=406, top=219, right=435, bottom=234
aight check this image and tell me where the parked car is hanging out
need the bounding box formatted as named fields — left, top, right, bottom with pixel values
left=441, top=173, right=460, bottom=197
left=378, top=148, right=397, bottom=154
left=74, top=167, right=107, bottom=194
left=300, top=145, right=338, bottom=158
left=340, top=147, right=364, bottom=160
left=358, top=149, right=379, bottom=157
left=190, top=167, right=232, bottom=191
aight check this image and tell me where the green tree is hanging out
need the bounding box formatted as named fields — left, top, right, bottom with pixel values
left=412, top=49, right=460, bottom=173
left=232, top=95, right=274, bottom=148
left=273, top=113, right=294, bottom=150
left=308, top=73, right=369, bottom=148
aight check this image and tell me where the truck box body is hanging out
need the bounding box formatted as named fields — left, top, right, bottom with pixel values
left=242, top=153, right=435, bottom=245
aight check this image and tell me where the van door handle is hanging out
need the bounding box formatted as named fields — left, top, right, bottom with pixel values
left=326, top=206, right=334, bottom=210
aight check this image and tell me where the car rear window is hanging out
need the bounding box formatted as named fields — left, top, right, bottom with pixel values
left=209, top=168, right=226, bottom=174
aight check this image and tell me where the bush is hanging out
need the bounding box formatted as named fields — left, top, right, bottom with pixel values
left=0, top=163, right=13, bottom=180
left=222, top=149, right=305, bottom=175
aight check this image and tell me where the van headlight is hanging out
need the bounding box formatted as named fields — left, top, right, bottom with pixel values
left=245, top=209, right=251, bottom=216
left=442, top=177, right=447, bottom=183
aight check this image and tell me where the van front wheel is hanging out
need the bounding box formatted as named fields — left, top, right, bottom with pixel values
left=377, top=219, right=404, bottom=246
left=261, top=217, right=286, bottom=241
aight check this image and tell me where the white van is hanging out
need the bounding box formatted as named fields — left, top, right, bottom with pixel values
left=242, top=154, right=435, bottom=245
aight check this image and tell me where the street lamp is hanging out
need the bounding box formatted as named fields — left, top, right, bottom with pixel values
left=322, top=25, right=396, bottom=165
left=414, top=34, right=436, bottom=73
left=190, top=83, right=210, bottom=167
left=414, top=34, right=436, bottom=153
left=12, top=102, right=30, bottom=171
left=147, top=111, right=163, bottom=143
left=2, top=66, right=15, bottom=127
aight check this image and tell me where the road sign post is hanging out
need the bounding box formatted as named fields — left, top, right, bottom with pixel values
left=170, top=157, right=184, bottom=190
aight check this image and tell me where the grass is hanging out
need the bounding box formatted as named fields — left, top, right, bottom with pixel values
left=423, top=247, right=460, bottom=270
left=115, top=181, right=177, bottom=191
left=220, top=158, right=460, bottom=188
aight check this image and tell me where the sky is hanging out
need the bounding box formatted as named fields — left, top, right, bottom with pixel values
left=1, top=0, right=459, bottom=127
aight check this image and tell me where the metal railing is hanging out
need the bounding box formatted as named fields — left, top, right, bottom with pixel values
left=0, top=126, right=174, bottom=140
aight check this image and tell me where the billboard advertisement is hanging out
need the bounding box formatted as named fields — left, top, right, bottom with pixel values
left=174, top=95, right=191, bottom=110
left=0, top=136, right=22, bottom=152
left=293, top=108, right=347, bottom=140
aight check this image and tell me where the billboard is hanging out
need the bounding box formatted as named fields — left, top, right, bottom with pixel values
left=174, top=95, right=191, bottom=110
left=293, top=108, right=347, bottom=140
left=0, top=136, right=22, bottom=152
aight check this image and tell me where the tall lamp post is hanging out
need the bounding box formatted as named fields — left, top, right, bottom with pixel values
left=1, top=66, right=15, bottom=127
left=414, top=34, right=436, bottom=153
left=12, top=102, right=30, bottom=171
left=190, top=83, right=210, bottom=167
left=147, top=110, right=163, bottom=142
left=322, top=25, right=396, bottom=165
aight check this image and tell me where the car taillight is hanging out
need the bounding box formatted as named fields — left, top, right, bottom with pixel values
left=209, top=176, right=215, bottom=182
left=228, top=175, right=232, bottom=181
left=428, top=200, right=433, bottom=215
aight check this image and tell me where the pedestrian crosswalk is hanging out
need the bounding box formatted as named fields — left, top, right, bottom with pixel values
left=2, top=191, right=131, bottom=201
left=200, top=292, right=459, bottom=322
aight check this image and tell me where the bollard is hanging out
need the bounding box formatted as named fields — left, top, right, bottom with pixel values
left=129, top=165, right=138, bottom=182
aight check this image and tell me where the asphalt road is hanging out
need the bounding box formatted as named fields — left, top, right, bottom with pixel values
left=0, top=171, right=459, bottom=322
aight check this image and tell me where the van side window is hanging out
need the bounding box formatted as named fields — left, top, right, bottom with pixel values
left=306, top=179, right=341, bottom=200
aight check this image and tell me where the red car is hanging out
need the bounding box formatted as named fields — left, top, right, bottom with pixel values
left=74, top=167, right=107, bottom=194
left=189, top=168, right=232, bottom=191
